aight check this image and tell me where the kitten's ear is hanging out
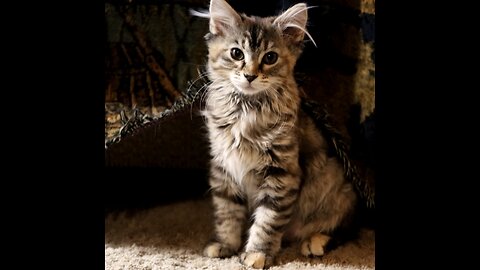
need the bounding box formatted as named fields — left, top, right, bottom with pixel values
left=209, top=0, right=242, bottom=35
left=273, top=3, right=316, bottom=46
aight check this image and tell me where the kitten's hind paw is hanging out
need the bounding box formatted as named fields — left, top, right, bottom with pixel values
left=301, top=233, right=331, bottom=257
left=203, top=242, right=236, bottom=258
left=240, top=251, right=273, bottom=269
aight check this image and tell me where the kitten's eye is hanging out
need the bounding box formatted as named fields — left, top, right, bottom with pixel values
left=230, top=48, right=244, bottom=61
left=262, top=52, right=278, bottom=65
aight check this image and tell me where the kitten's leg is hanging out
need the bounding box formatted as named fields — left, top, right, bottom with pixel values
left=204, top=165, right=247, bottom=258
left=301, top=233, right=331, bottom=257
left=240, top=166, right=300, bottom=269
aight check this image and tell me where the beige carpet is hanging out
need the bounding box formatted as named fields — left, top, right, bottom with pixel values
left=105, top=199, right=375, bottom=270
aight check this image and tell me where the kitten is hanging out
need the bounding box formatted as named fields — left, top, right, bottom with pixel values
left=197, top=0, right=357, bottom=268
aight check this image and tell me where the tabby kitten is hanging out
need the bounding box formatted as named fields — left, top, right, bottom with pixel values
left=198, top=0, right=357, bottom=268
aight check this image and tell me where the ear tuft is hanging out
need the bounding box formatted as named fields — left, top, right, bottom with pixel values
left=273, top=3, right=316, bottom=47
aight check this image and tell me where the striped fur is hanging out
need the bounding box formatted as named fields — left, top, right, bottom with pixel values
left=199, top=0, right=357, bottom=268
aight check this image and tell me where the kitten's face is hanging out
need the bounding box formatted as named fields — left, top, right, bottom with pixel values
left=205, top=0, right=310, bottom=96
left=207, top=19, right=294, bottom=95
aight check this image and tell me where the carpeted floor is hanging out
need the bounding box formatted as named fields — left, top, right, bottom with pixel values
left=105, top=199, right=375, bottom=270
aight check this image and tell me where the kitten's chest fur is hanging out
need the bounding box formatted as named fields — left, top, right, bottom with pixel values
left=207, top=104, right=272, bottom=184
left=204, top=89, right=295, bottom=186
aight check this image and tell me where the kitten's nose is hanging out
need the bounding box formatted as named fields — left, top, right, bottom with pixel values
left=244, top=74, right=258, bottom=83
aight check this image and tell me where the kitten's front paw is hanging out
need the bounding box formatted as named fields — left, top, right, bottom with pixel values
left=301, top=233, right=331, bottom=257
left=240, top=251, right=273, bottom=269
left=203, top=242, right=236, bottom=258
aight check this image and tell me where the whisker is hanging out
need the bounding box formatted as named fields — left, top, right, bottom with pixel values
left=189, top=77, right=212, bottom=119
left=186, top=68, right=212, bottom=117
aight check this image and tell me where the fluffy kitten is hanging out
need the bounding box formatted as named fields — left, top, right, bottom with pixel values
left=198, top=0, right=357, bottom=268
